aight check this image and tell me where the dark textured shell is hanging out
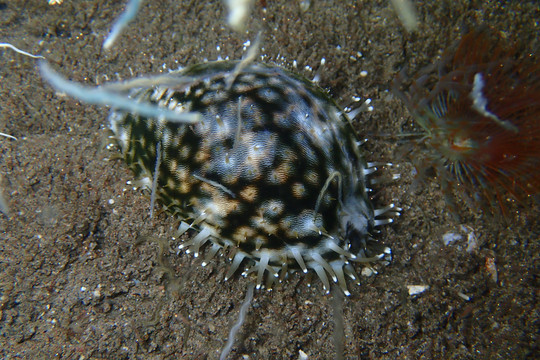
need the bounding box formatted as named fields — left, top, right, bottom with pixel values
left=109, top=60, right=377, bottom=294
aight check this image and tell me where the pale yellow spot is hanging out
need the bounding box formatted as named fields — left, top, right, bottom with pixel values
left=222, top=171, right=239, bottom=185
left=239, top=185, right=258, bottom=202
left=304, top=170, right=319, bottom=185
left=203, top=195, right=241, bottom=218
left=179, top=145, right=191, bottom=159
left=167, top=159, right=178, bottom=172
left=179, top=182, right=191, bottom=194
left=280, top=147, right=298, bottom=162
left=269, top=161, right=291, bottom=184
left=233, top=226, right=256, bottom=244
left=251, top=214, right=278, bottom=235
left=291, top=182, right=307, bottom=198
left=194, top=148, right=210, bottom=163
left=173, top=166, right=190, bottom=182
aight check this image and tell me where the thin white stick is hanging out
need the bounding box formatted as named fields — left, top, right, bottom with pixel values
left=0, top=132, right=17, bottom=141
left=0, top=43, right=44, bottom=59
left=219, top=283, right=255, bottom=360
left=103, top=0, right=143, bottom=49
left=39, top=61, right=201, bottom=124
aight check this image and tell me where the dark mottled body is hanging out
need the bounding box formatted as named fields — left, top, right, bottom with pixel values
left=110, top=61, right=377, bottom=293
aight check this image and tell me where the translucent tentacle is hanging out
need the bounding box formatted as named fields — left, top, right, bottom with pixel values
left=311, top=252, right=337, bottom=283
left=202, top=243, right=221, bottom=267
left=290, top=247, right=308, bottom=273
left=225, top=252, right=246, bottom=281
left=256, top=252, right=270, bottom=289
left=311, top=263, right=330, bottom=294
left=331, top=263, right=351, bottom=296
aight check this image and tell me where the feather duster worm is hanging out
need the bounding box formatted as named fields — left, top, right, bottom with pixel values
left=394, top=30, right=540, bottom=214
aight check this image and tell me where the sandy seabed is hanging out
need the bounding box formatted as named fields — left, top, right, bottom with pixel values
left=0, top=1, right=538, bottom=359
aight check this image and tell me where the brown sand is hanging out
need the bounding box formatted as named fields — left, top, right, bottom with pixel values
left=0, top=1, right=538, bottom=359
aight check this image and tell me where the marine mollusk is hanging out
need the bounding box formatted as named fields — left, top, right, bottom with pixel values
left=394, top=30, right=540, bottom=214
left=110, top=60, right=388, bottom=294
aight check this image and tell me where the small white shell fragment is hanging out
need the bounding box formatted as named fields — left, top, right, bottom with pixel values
left=407, top=285, right=429, bottom=296
left=299, top=0, right=311, bottom=13
left=465, top=229, right=479, bottom=253
left=361, top=267, right=375, bottom=277
left=457, top=292, right=470, bottom=301
left=298, top=349, right=309, bottom=360
left=225, top=0, right=254, bottom=32
left=442, top=225, right=479, bottom=252
left=390, top=0, right=419, bottom=32
left=442, top=232, right=462, bottom=245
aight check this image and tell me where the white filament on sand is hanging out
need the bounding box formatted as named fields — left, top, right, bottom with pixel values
left=0, top=132, right=17, bottom=141
left=220, top=283, right=255, bottom=360
left=39, top=61, right=201, bottom=124
left=0, top=43, right=44, bottom=59
left=103, top=0, right=143, bottom=49
left=225, top=0, right=254, bottom=32
left=390, top=0, right=418, bottom=32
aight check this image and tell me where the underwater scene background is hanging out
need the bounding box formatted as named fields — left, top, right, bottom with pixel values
left=0, top=1, right=538, bottom=359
